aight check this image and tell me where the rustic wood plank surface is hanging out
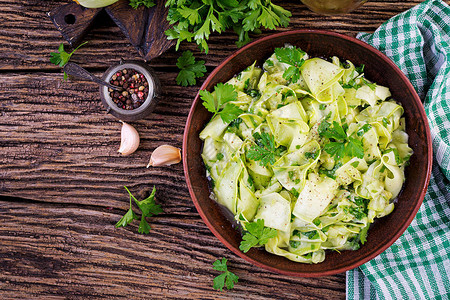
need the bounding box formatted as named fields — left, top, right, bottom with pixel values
left=0, top=0, right=441, bottom=298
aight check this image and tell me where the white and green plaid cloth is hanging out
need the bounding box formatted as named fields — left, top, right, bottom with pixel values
left=347, top=0, right=450, bottom=299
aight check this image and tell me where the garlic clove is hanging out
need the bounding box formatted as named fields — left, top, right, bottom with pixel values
left=147, top=145, right=181, bottom=167
left=118, top=121, right=140, bottom=156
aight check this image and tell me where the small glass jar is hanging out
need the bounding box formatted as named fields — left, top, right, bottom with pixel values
left=100, top=60, right=161, bottom=122
left=301, top=0, right=367, bottom=15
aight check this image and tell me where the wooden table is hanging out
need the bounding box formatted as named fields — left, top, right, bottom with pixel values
left=0, top=0, right=433, bottom=298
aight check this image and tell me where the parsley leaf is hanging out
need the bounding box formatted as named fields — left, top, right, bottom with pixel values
left=129, top=0, right=155, bottom=9
left=274, top=46, right=306, bottom=83
left=115, top=186, right=163, bottom=234
left=305, top=149, right=320, bottom=160
left=319, top=120, right=365, bottom=160
left=176, top=50, right=206, bottom=86
left=115, top=204, right=139, bottom=228
left=239, top=219, right=278, bottom=253
left=246, top=132, right=285, bottom=166
left=355, top=64, right=365, bottom=74
left=357, top=124, right=372, bottom=137
left=359, top=225, right=370, bottom=244
left=49, top=42, right=88, bottom=81
left=200, top=83, right=243, bottom=123
left=319, top=121, right=347, bottom=140
left=212, top=258, right=239, bottom=291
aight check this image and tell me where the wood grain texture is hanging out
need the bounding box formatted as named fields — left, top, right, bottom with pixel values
left=0, top=201, right=345, bottom=299
left=1, top=0, right=445, bottom=298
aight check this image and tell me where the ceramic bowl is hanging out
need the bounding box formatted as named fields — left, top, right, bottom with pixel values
left=183, top=30, right=432, bottom=277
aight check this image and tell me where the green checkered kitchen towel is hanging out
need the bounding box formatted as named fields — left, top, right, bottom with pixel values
left=347, top=0, right=450, bottom=299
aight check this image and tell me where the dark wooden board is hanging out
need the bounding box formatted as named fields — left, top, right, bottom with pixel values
left=0, top=0, right=443, bottom=298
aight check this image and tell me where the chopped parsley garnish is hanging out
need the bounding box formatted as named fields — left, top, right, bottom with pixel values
left=290, top=241, right=300, bottom=248
left=342, top=78, right=362, bottom=89
left=216, top=153, right=224, bottom=161
left=362, top=78, right=377, bottom=91
left=355, top=64, right=365, bottom=74
left=305, top=149, right=320, bottom=160
left=230, top=117, right=242, bottom=128
left=319, top=162, right=342, bottom=179
left=239, top=219, right=278, bottom=253
left=319, top=103, right=327, bottom=110
left=246, top=132, right=285, bottom=166
left=357, top=124, right=372, bottom=137
left=304, top=230, right=320, bottom=240
left=383, top=148, right=403, bottom=165
left=345, top=196, right=369, bottom=220
left=291, top=187, right=299, bottom=198
left=212, top=258, right=239, bottom=291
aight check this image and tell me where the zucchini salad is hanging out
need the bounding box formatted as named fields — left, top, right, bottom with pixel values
left=199, top=46, right=412, bottom=263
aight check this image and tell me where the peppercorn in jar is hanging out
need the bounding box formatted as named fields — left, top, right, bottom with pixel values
left=109, top=68, right=149, bottom=110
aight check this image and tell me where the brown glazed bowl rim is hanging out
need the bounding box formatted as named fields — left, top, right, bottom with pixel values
left=183, top=29, right=432, bottom=277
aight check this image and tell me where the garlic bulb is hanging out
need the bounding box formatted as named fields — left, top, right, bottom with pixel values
left=147, top=145, right=181, bottom=167
left=74, top=0, right=119, bottom=8
left=118, top=121, right=140, bottom=156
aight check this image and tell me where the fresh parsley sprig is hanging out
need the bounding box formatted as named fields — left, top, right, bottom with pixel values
left=129, top=0, right=155, bottom=8
left=212, top=258, right=239, bottom=291
left=115, top=186, right=163, bottom=234
left=246, top=132, right=286, bottom=167
left=165, top=0, right=291, bottom=53
left=49, top=42, right=88, bottom=81
left=239, top=219, right=278, bottom=253
left=318, top=120, right=364, bottom=160
left=274, top=46, right=306, bottom=83
left=200, top=83, right=243, bottom=123
left=176, top=50, right=206, bottom=86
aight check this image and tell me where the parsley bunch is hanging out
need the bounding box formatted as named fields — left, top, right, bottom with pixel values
left=165, top=0, right=291, bottom=53
left=274, top=46, right=306, bottom=83
left=239, top=219, right=278, bottom=253
left=49, top=42, right=87, bottom=80
left=115, top=186, right=163, bottom=234
left=200, top=83, right=243, bottom=123
left=318, top=120, right=364, bottom=160
left=212, top=258, right=239, bottom=291
left=176, top=50, right=206, bottom=86
left=246, top=132, right=285, bottom=166
left=129, top=0, right=155, bottom=8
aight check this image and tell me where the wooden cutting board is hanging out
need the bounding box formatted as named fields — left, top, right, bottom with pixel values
left=47, top=0, right=174, bottom=60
